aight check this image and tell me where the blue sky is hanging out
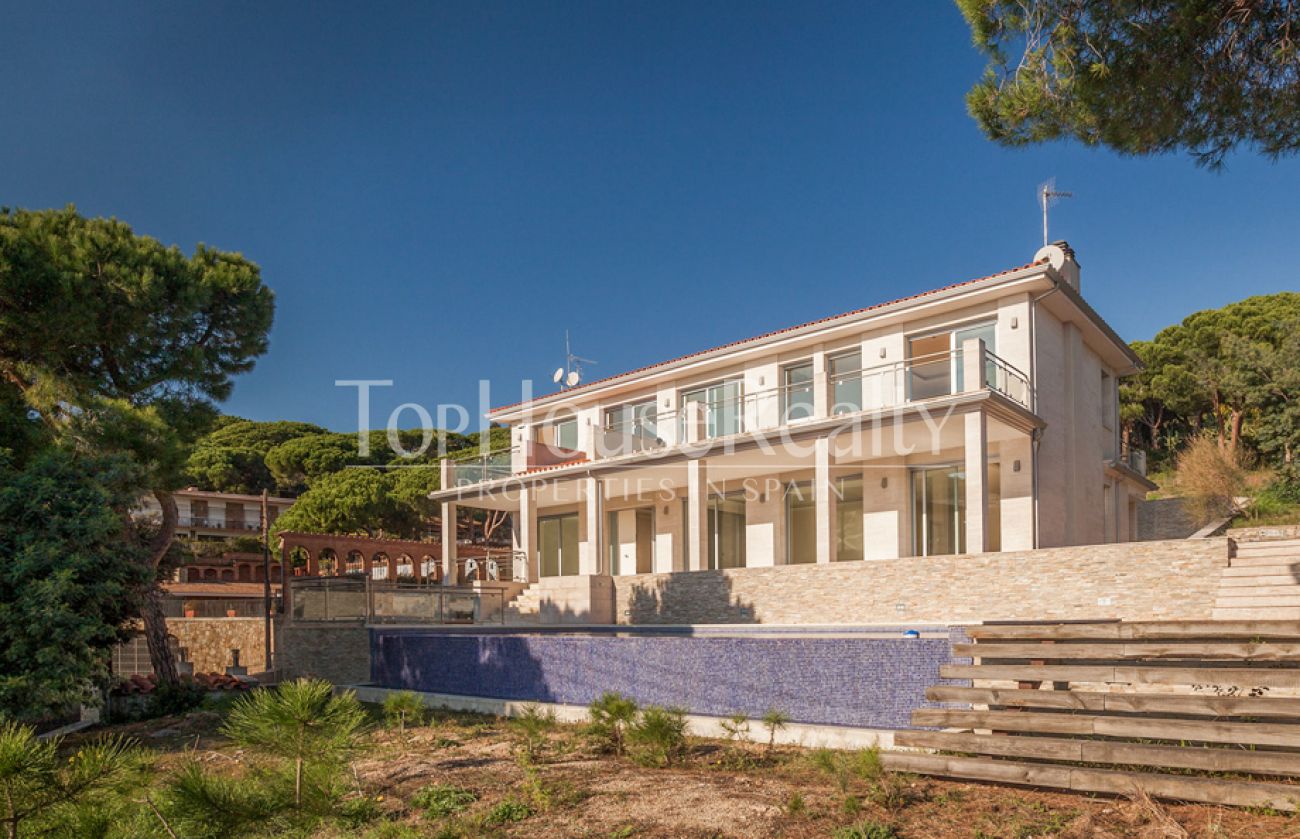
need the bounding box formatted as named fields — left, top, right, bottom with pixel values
left=3, top=2, right=1297, bottom=433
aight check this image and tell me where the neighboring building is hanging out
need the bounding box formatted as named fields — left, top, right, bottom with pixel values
left=431, top=243, right=1155, bottom=596
left=136, top=488, right=295, bottom=541
left=134, top=488, right=297, bottom=583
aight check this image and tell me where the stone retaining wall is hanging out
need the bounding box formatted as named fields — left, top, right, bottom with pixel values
left=609, top=538, right=1229, bottom=625
left=276, top=622, right=371, bottom=685
left=1228, top=525, right=1300, bottom=543
left=169, top=618, right=267, bottom=673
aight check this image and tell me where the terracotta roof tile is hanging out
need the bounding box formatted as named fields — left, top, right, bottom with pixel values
left=488, top=259, right=1046, bottom=415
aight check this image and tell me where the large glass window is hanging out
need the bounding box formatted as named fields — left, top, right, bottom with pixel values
left=908, top=322, right=998, bottom=400
left=782, top=362, right=815, bottom=422
left=539, top=514, right=579, bottom=577
left=553, top=418, right=579, bottom=450
left=835, top=476, right=864, bottom=561
left=708, top=492, right=747, bottom=569
left=785, top=482, right=816, bottom=564
left=829, top=350, right=863, bottom=414
left=605, top=400, right=658, bottom=439
left=681, top=379, right=743, bottom=439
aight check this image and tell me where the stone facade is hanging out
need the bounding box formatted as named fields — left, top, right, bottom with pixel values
left=609, top=538, right=1229, bottom=625
left=276, top=623, right=371, bottom=685
left=169, top=618, right=268, bottom=673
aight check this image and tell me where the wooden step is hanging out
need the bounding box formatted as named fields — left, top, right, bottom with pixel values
left=910, top=709, right=1300, bottom=748
left=1214, top=595, right=1300, bottom=608
left=879, top=753, right=1298, bottom=811
left=1213, top=608, right=1300, bottom=621
left=1220, top=573, right=1300, bottom=587
left=940, top=663, right=1300, bottom=688
left=954, top=641, right=1300, bottom=662
left=967, top=620, right=1300, bottom=641
left=894, top=730, right=1300, bottom=777
left=926, top=685, right=1300, bottom=717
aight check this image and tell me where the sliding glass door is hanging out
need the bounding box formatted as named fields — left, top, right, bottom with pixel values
left=911, top=462, right=1001, bottom=556
left=681, top=379, right=743, bottom=438
left=708, top=493, right=747, bottom=569
left=538, top=514, right=579, bottom=577
left=911, top=465, right=965, bottom=557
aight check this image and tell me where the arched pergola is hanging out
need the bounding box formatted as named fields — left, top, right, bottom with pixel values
left=275, top=531, right=489, bottom=583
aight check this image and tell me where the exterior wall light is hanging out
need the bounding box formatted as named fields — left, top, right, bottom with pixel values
left=1013, top=460, right=1022, bottom=472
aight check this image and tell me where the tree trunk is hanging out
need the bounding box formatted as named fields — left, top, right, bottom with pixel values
left=139, top=490, right=180, bottom=685
left=1229, top=410, right=1244, bottom=453
left=139, top=587, right=179, bottom=685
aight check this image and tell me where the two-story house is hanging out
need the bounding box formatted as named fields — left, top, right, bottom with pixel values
left=430, top=243, right=1154, bottom=619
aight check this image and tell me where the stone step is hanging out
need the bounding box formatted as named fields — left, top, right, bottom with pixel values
left=1220, top=572, right=1300, bottom=587
left=1237, top=538, right=1300, bottom=550
left=1230, top=555, right=1300, bottom=567
left=1216, top=585, right=1300, bottom=598
left=1222, top=563, right=1297, bottom=577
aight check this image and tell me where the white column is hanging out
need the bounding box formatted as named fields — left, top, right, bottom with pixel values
left=582, top=476, right=604, bottom=575
left=814, top=437, right=833, bottom=564
left=441, top=500, right=458, bottom=584
left=686, top=458, right=709, bottom=571
left=965, top=411, right=989, bottom=554
left=513, top=487, right=539, bottom=583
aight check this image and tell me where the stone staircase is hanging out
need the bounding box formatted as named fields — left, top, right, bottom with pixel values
left=1213, top=538, right=1300, bottom=620
left=502, top=584, right=543, bottom=624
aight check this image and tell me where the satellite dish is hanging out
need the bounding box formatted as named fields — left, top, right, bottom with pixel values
left=565, top=370, right=581, bottom=387
left=552, top=367, right=565, bottom=384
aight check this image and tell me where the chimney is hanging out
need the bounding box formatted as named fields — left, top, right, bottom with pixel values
left=1034, top=240, right=1081, bottom=292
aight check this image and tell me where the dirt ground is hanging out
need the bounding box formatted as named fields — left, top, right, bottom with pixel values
left=97, top=708, right=1300, bottom=839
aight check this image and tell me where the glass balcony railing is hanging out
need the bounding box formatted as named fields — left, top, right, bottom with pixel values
left=450, top=348, right=1036, bottom=486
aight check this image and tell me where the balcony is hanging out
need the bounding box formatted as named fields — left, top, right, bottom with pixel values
left=178, top=516, right=262, bottom=532
left=450, top=345, right=1033, bottom=487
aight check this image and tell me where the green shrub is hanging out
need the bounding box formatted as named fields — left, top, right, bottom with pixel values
left=587, top=691, right=639, bottom=756
left=629, top=705, right=689, bottom=767
left=833, top=820, right=901, bottom=839
left=410, top=784, right=477, bottom=818
left=509, top=705, right=557, bottom=761
left=483, top=798, right=532, bottom=825
left=162, top=760, right=286, bottom=838
left=761, top=708, right=790, bottom=755
left=0, top=721, right=139, bottom=839
left=221, top=678, right=367, bottom=808
left=148, top=679, right=207, bottom=718
left=382, top=691, right=426, bottom=734
left=1272, top=464, right=1300, bottom=504
left=811, top=748, right=854, bottom=793
left=720, top=712, right=751, bottom=743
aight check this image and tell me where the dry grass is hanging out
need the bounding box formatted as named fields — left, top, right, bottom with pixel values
left=72, top=705, right=1300, bottom=839
left=1175, top=434, right=1246, bottom=524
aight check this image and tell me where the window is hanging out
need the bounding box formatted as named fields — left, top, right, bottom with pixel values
left=835, top=476, right=864, bottom=561
left=681, top=379, right=743, bottom=439
left=782, top=361, right=815, bottom=422
left=785, top=482, right=816, bottom=564
left=605, top=399, right=658, bottom=438
left=907, top=322, right=997, bottom=400
left=829, top=350, right=862, bottom=414
left=539, top=418, right=579, bottom=450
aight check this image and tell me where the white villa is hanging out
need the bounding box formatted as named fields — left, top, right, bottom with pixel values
left=431, top=243, right=1155, bottom=615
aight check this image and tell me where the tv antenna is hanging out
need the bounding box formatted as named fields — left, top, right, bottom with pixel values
left=551, top=330, right=597, bottom=389
left=1038, top=178, right=1073, bottom=246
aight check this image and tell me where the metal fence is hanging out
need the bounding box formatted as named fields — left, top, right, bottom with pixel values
left=162, top=597, right=277, bottom=618
left=289, top=577, right=507, bottom=625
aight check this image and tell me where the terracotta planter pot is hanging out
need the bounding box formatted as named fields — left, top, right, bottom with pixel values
left=226, top=609, right=237, bottom=618
left=184, top=609, right=196, bottom=618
